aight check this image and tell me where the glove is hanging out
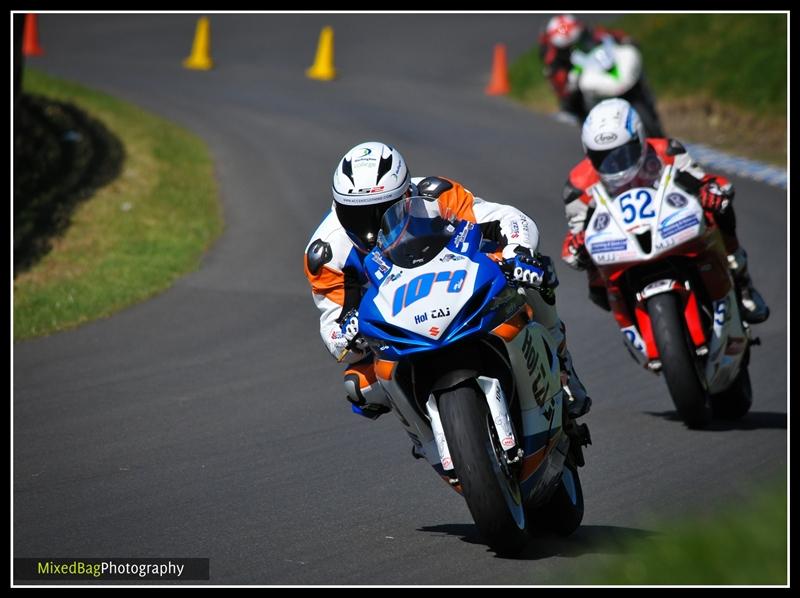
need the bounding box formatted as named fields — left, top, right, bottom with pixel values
left=340, top=308, right=369, bottom=353
left=562, top=230, right=591, bottom=270
left=699, top=175, right=734, bottom=213
left=503, top=249, right=559, bottom=290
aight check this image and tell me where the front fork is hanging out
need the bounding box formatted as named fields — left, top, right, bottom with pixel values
left=426, top=376, right=523, bottom=478
left=614, top=279, right=707, bottom=372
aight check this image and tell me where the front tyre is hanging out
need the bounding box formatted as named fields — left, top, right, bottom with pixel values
left=438, top=382, right=528, bottom=555
left=648, top=293, right=712, bottom=428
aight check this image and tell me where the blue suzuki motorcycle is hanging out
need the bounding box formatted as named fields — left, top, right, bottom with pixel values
left=353, top=196, right=590, bottom=555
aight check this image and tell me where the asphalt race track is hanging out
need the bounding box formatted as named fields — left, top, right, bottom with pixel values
left=14, top=14, right=787, bottom=585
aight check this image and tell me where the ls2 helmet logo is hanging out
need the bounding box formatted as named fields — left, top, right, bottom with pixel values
left=594, top=213, right=610, bottom=231
left=666, top=193, right=688, bottom=208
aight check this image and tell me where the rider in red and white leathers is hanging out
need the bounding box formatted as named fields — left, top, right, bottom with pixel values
left=560, top=98, right=769, bottom=325
left=304, top=141, right=591, bottom=421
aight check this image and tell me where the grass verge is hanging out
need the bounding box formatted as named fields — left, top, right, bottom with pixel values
left=13, top=69, right=223, bottom=341
left=509, top=14, right=787, bottom=166
left=590, top=477, right=787, bottom=585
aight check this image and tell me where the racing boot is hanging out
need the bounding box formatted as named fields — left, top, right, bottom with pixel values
left=343, top=360, right=391, bottom=420
left=559, top=347, right=592, bottom=419
left=728, top=247, right=770, bottom=324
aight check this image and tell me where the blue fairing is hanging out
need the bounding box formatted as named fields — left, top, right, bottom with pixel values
left=359, top=218, right=512, bottom=361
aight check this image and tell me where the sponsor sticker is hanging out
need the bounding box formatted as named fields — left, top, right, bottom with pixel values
left=654, top=237, right=677, bottom=251
left=452, top=222, right=473, bottom=250
left=660, top=215, right=699, bottom=238
left=357, top=186, right=385, bottom=194
left=666, top=193, right=688, bottom=208
left=370, top=251, right=390, bottom=272
left=589, top=239, right=628, bottom=253
left=594, top=213, right=610, bottom=231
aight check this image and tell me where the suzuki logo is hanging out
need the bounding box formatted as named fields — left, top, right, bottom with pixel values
left=429, top=326, right=440, bottom=337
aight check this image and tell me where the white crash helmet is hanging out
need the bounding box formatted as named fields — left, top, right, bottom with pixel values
left=581, top=98, right=647, bottom=190
left=545, top=14, right=584, bottom=49
left=332, top=141, right=411, bottom=252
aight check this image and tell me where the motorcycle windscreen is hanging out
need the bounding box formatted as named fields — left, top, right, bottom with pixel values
left=377, top=196, right=456, bottom=269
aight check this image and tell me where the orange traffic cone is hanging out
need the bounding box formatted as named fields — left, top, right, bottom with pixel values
left=485, top=43, right=511, bottom=96
left=22, top=13, right=44, bottom=57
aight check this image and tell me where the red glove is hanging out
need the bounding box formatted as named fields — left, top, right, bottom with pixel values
left=561, top=230, right=590, bottom=270
left=699, top=175, right=734, bottom=213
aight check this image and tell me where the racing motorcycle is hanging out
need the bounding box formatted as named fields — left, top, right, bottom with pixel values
left=349, top=196, right=591, bottom=555
left=569, top=34, right=664, bottom=137
left=584, top=165, right=755, bottom=428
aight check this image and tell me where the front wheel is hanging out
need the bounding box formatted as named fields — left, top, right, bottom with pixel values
left=648, top=293, right=712, bottom=428
left=438, top=382, right=528, bottom=555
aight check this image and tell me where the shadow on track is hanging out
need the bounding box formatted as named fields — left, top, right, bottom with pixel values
left=644, top=410, right=786, bottom=431
left=417, top=524, right=656, bottom=561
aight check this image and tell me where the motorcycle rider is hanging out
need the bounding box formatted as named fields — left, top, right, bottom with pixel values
left=304, top=141, right=592, bottom=422
left=560, top=98, right=770, bottom=325
left=539, top=14, right=635, bottom=124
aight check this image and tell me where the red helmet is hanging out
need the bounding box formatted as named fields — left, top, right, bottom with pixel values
left=545, top=14, right=584, bottom=49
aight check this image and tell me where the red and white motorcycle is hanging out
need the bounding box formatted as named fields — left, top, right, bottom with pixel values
left=584, top=164, right=756, bottom=428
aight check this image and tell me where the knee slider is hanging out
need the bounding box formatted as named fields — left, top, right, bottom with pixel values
left=343, top=373, right=366, bottom=406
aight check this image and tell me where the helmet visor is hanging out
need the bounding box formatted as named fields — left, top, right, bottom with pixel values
left=587, top=138, right=643, bottom=176
left=336, top=199, right=397, bottom=253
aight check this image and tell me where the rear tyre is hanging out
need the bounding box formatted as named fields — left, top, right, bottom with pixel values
left=711, top=365, right=753, bottom=420
left=648, top=293, right=712, bottom=428
left=538, top=463, right=584, bottom=536
left=438, top=382, right=528, bottom=555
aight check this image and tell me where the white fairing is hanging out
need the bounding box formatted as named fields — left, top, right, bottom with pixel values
left=573, top=38, right=642, bottom=106
left=372, top=289, right=565, bottom=494
left=388, top=319, right=565, bottom=484
left=585, top=165, right=747, bottom=392
left=374, top=251, right=477, bottom=340
left=585, top=165, right=705, bottom=266
left=705, top=290, right=747, bottom=393
left=621, top=325, right=649, bottom=364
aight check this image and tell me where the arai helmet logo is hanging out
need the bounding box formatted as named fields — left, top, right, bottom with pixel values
left=594, top=132, right=618, bottom=145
